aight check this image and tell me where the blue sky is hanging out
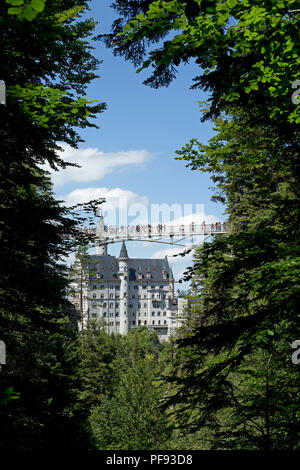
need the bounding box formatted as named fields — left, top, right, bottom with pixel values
left=50, top=0, right=226, bottom=287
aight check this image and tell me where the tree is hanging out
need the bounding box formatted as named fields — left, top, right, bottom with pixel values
left=89, top=356, right=172, bottom=450
left=75, top=319, right=116, bottom=410
left=160, top=110, right=300, bottom=449
left=0, top=1, right=106, bottom=449
left=102, top=0, right=300, bottom=125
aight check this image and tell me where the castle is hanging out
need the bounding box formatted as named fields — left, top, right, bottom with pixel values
left=68, top=215, right=186, bottom=340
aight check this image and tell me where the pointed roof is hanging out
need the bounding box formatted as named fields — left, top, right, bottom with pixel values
left=169, top=269, right=174, bottom=281
left=119, top=241, right=129, bottom=259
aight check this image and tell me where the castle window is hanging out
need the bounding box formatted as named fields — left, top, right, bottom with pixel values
left=163, top=311, right=166, bottom=316
left=110, top=303, right=113, bottom=308
left=116, top=303, right=119, bottom=308
left=92, top=285, right=97, bottom=290
left=164, top=320, right=167, bottom=325
left=93, top=294, right=96, bottom=299
left=152, top=320, right=155, bottom=325
left=142, top=285, right=147, bottom=289
left=152, top=312, right=155, bottom=316
left=134, top=285, right=138, bottom=290
left=157, top=311, right=160, bottom=316
left=116, top=312, right=119, bottom=317
left=144, top=320, right=147, bottom=325
left=158, top=320, right=161, bottom=325
left=103, top=312, right=107, bottom=317
left=144, top=303, right=147, bottom=308
left=110, top=294, right=114, bottom=299
left=101, top=294, right=104, bottom=299
left=132, top=295, right=135, bottom=299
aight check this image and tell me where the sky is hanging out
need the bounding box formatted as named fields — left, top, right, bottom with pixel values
left=49, top=0, right=227, bottom=289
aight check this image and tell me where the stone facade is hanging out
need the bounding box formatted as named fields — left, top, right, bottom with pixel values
left=69, top=241, right=186, bottom=340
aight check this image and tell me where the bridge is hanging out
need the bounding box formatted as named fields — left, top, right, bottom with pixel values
left=92, top=221, right=229, bottom=249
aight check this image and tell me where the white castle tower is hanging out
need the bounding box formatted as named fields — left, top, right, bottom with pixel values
left=118, top=241, right=129, bottom=335
left=95, top=207, right=108, bottom=256
left=169, top=268, right=175, bottom=301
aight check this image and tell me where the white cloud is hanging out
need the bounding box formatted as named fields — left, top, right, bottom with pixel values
left=45, top=143, right=151, bottom=187
left=59, top=187, right=150, bottom=226
left=151, top=246, right=194, bottom=264
left=60, top=187, right=149, bottom=208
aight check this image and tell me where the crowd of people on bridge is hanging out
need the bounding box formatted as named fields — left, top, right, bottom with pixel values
left=74, top=221, right=228, bottom=235
left=97, top=221, right=228, bottom=235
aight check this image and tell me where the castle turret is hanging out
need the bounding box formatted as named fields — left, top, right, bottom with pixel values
left=95, top=207, right=108, bottom=255
left=118, top=241, right=129, bottom=335
left=169, top=268, right=175, bottom=301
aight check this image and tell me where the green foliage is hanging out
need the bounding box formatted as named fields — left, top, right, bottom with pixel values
left=6, top=0, right=46, bottom=21
left=8, top=85, right=98, bottom=127
left=162, top=108, right=300, bottom=449
left=0, top=0, right=105, bottom=449
left=0, top=387, right=21, bottom=404
left=76, top=320, right=116, bottom=408
left=89, top=356, right=172, bottom=450
left=103, top=0, right=300, bottom=124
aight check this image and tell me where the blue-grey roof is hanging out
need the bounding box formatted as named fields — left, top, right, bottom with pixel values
left=87, top=255, right=172, bottom=282
left=119, top=241, right=128, bottom=259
